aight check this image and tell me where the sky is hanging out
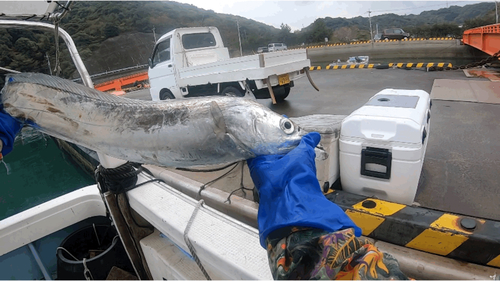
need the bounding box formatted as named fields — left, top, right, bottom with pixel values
left=173, top=0, right=490, bottom=31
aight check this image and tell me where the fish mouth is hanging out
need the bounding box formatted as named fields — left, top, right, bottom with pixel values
left=297, top=124, right=308, bottom=137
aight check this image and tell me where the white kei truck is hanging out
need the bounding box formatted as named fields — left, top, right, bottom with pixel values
left=148, top=26, right=317, bottom=103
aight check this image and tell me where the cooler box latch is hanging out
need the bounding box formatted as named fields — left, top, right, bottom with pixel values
left=361, top=147, right=392, bottom=179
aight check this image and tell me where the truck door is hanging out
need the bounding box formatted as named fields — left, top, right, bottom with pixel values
left=149, top=37, right=177, bottom=100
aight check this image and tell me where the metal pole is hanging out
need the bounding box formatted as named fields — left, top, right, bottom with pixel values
left=496, top=1, right=498, bottom=24
left=28, top=243, right=51, bottom=280
left=368, top=10, right=373, bottom=46
left=237, top=21, right=243, bottom=57
left=46, top=52, right=52, bottom=75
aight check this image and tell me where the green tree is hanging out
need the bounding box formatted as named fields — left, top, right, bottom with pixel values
left=103, top=24, right=120, bottom=39
left=333, top=26, right=358, bottom=42
left=308, top=19, right=330, bottom=43
left=279, top=23, right=292, bottom=43
left=463, top=14, right=495, bottom=30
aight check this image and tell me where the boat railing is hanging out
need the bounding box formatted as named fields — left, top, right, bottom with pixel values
left=0, top=20, right=93, bottom=88
left=1, top=2, right=130, bottom=170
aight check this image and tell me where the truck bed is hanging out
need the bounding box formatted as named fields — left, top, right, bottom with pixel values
left=176, top=49, right=310, bottom=86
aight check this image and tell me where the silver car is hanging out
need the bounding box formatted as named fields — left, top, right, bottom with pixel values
left=268, top=43, right=287, bottom=52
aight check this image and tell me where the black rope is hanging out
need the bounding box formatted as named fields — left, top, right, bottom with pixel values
left=451, top=49, right=500, bottom=70
left=94, top=162, right=142, bottom=194
left=176, top=161, right=238, bottom=173
left=55, top=1, right=71, bottom=10
left=23, top=14, right=36, bottom=21
left=197, top=162, right=240, bottom=199
left=225, top=161, right=253, bottom=204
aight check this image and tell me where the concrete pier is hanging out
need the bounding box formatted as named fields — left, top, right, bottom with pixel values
left=306, top=39, right=489, bottom=65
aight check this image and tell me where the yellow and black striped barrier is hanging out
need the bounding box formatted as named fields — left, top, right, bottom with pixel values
left=301, top=37, right=457, bottom=49
left=325, top=64, right=376, bottom=70
left=309, top=62, right=453, bottom=70
left=394, top=62, right=453, bottom=69
left=326, top=190, right=500, bottom=268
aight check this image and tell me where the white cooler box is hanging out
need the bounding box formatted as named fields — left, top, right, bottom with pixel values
left=339, top=89, right=431, bottom=204
left=291, top=114, right=346, bottom=192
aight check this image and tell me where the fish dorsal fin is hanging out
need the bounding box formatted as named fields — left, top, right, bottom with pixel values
left=210, top=101, right=227, bottom=137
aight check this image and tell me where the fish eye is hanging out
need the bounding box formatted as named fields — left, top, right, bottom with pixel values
left=280, top=119, right=295, bottom=134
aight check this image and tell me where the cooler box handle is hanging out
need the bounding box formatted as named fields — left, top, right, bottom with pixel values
left=361, top=147, right=392, bottom=179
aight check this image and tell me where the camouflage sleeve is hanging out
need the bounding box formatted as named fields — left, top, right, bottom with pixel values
left=265, top=227, right=411, bottom=280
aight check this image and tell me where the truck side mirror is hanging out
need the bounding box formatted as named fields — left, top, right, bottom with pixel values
left=148, top=58, right=153, bottom=69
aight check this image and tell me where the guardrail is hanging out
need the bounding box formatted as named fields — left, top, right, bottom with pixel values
left=94, top=71, right=149, bottom=92
left=72, top=64, right=148, bottom=83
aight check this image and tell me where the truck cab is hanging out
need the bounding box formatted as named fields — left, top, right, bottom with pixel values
left=149, top=27, right=230, bottom=100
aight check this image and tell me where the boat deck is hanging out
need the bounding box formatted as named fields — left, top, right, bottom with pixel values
left=124, top=67, right=500, bottom=221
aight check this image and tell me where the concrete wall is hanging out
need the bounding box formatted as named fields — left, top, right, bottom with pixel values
left=306, top=40, right=489, bottom=66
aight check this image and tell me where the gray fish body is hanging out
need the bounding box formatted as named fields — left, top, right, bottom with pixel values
left=1, top=73, right=304, bottom=167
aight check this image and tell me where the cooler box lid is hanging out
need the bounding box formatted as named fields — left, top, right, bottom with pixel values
left=341, top=89, right=429, bottom=145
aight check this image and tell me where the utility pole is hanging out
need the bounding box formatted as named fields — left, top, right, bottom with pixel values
left=368, top=10, right=373, bottom=46
left=237, top=21, right=243, bottom=57
left=496, top=1, right=498, bottom=24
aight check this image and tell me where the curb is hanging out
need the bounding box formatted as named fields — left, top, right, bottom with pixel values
left=326, top=190, right=500, bottom=268
left=324, top=64, right=376, bottom=70
left=309, top=66, right=322, bottom=70
left=309, top=62, right=453, bottom=70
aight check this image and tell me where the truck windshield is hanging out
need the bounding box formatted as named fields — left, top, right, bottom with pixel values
left=182, top=32, right=216, bottom=50
left=152, top=38, right=171, bottom=67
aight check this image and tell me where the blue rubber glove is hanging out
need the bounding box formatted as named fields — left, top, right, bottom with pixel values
left=248, top=132, right=361, bottom=248
left=0, top=109, right=22, bottom=158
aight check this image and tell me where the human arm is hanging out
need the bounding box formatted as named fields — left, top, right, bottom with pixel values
left=247, top=132, right=410, bottom=280
left=0, top=109, right=22, bottom=159
left=247, top=132, right=361, bottom=248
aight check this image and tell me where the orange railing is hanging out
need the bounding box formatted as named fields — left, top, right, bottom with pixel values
left=463, top=23, right=500, bottom=56
left=94, top=71, right=149, bottom=93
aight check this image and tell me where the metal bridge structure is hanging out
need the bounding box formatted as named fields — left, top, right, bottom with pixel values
left=463, top=23, right=500, bottom=56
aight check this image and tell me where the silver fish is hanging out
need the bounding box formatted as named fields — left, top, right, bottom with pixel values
left=1, top=73, right=305, bottom=167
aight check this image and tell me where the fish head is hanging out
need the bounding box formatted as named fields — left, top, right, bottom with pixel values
left=224, top=99, right=305, bottom=156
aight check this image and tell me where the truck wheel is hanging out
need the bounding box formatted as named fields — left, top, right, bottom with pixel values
left=160, top=90, right=175, bottom=100
left=221, top=86, right=245, bottom=97
left=273, top=86, right=290, bottom=102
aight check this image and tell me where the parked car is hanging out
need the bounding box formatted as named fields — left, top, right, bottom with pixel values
left=268, top=42, right=287, bottom=52
left=257, top=46, right=268, bottom=53
left=373, top=33, right=382, bottom=40
left=347, top=56, right=369, bottom=65
left=381, top=28, right=410, bottom=40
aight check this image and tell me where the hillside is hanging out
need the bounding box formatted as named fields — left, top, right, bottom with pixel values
left=0, top=1, right=497, bottom=83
